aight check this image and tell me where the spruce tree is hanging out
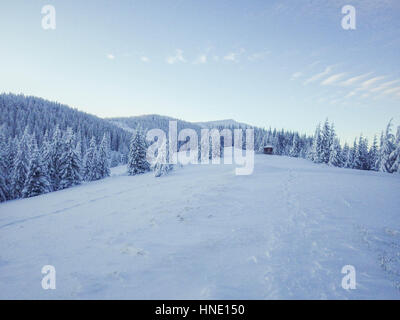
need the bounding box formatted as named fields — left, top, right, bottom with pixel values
left=59, top=128, right=82, bottom=189
left=390, top=126, right=400, bottom=173
left=320, top=119, right=332, bottom=164
left=290, top=134, right=301, bottom=157
left=379, top=120, right=396, bottom=173
left=48, top=126, right=64, bottom=191
left=127, top=127, right=150, bottom=175
left=98, top=133, right=111, bottom=179
left=311, top=124, right=323, bottom=163
left=0, top=128, right=10, bottom=201
left=83, top=136, right=99, bottom=181
left=153, top=139, right=173, bottom=177
left=369, top=135, right=379, bottom=171
left=12, top=128, right=30, bottom=198
left=329, top=138, right=343, bottom=167
left=22, top=141, right=50, bottom=198
left=342, top=143, right=351, bottom=168
left=354, top=136, right=369, bottom=170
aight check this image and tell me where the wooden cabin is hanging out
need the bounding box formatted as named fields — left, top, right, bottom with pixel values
left=263, top=144, right=274, bottom=155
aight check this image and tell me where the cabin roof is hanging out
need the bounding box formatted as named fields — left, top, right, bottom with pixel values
left=263, top=144, right=274, bottom=148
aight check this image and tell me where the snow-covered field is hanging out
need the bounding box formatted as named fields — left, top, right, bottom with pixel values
left=0, top=155, right=399, bottom=299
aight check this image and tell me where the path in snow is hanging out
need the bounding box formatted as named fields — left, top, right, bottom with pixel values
left=0, top=155, right=399, bottom=299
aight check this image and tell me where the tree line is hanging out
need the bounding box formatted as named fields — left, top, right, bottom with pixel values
left=307, top=119, right=400, bottom=173
left=0, top=125, right=111, bottom=201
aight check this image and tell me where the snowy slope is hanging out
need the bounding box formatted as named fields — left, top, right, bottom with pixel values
left=0, top=155, right=399, bottom=299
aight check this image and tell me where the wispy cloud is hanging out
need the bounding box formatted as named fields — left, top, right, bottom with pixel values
left=303, top=65, right=334, bottom=85
left=248, top=50, right=270, bottom=61
left=166, top=49, right=186, bottom=64
left=382, top=86, right=400, bottom=95
left=361, top=93, right=370, bottom=99
left=344, top=90, right=358, bottom=98
left=290, top=72, right=303, bottom=80
left=223, top=53, right=236, bottom=61
left=340, top=73, right=373, bottom=86
left=106, top=54, right=115, bottom=60
left=194, top=54, right=207, bottom=64
left=369, top=79, right=400, bottom=92
left=140, top=56, right=150, bottom=63
left=360, top=76, right=385, bottom=88
left=321, top=73, right=347, bottom=85
left=223, top=48, right=245, bottom=63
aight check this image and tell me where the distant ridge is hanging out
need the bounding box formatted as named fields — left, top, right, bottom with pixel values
left=108, top=115, right=253, bottom=133
left=195, top=119, right=252, bottom=128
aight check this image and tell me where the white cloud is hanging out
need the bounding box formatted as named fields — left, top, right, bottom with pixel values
left=106, top=54, right=115, bottom=60
left=321, top=73, right=347, bottom=85
left=382, top=86, right=400, bottom=95
left=194, top=54, right=207, bottom=64
left=345, top=90, right=358, bottom=98
left=248, top=50, right=270, bottom=61
left=340, top=73, right=373, bottom=86
left=223, top=48, right=245, bottom=62
left=303, top=65, right=334, bottom=85
left=140, top=56, right=150, bottom=62
left=369, top=79, right=400, bottom=92
left=224, top=52, right=238, bottom=62
left=290, top=72, right=303, bottom=80
left=360, top=76, right=385, bottom=88
left=361, top=93, right=370, bottom=99
left=166, top=49, right=186, bottom=64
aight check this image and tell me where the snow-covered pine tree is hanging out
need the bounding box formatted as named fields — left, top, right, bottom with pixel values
left=48, top=126, right=64, bottom=191
left=0, top=128, right=8, bottom=202
left=368, top=135, right=379, bottom=171
left=354, top=135, right=369, bottom=170
left=127, top=127, right=150, bottom=175
left=375, top=131, right=384, bottom=171
left=0, top=171, right=6, bottom=202
left=59, top=128, right=82, bottom=189
left=22, top=140, right=50, bottom=198
left=98, top=133, right=111, bottom=179
left=328, top=138, right=343, bottom=167
left=290, top=134, right=301, bottom=157
left=11, top=127, right=30, bottom=198
left=153, top=139, right=173, bottom=177
left=83, top=136, right=99, bottom=181
left=320, top=119, right=332, bottom=164
left=390, top=125, right=400, bottom=173
left=5, top=137, right=17, bottom=199
left=379, top=120, right=396, bottom=173
left=348, top=139, right=358, bottom=169
left=41, top=131, right=54, bottom=191
left=311, top=124, right=323, bottom=163
left=342, top=143, right=351, bottom=168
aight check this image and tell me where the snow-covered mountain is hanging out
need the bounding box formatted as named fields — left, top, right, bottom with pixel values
left=109, top=115, right=252, bottom=133
left=195, top=119, right=252, bottom=128
left=108, top=114, right=203, bottom=135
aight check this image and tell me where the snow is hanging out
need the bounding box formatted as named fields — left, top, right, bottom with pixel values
left=0, top=155, right=399, bottom=299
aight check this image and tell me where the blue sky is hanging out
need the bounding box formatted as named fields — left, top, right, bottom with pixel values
left=0, top=0, right=399, bottom=143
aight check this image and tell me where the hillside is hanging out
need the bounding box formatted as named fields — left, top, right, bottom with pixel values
left=195, top=119, right=252, bottom=129
left=0, top=93, right=131, bottom=154
left=108, top=114, right=203, bottom=135
left=0, top=155, right=399, bottom=299
left=108, top=115, right=251, bottom=133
